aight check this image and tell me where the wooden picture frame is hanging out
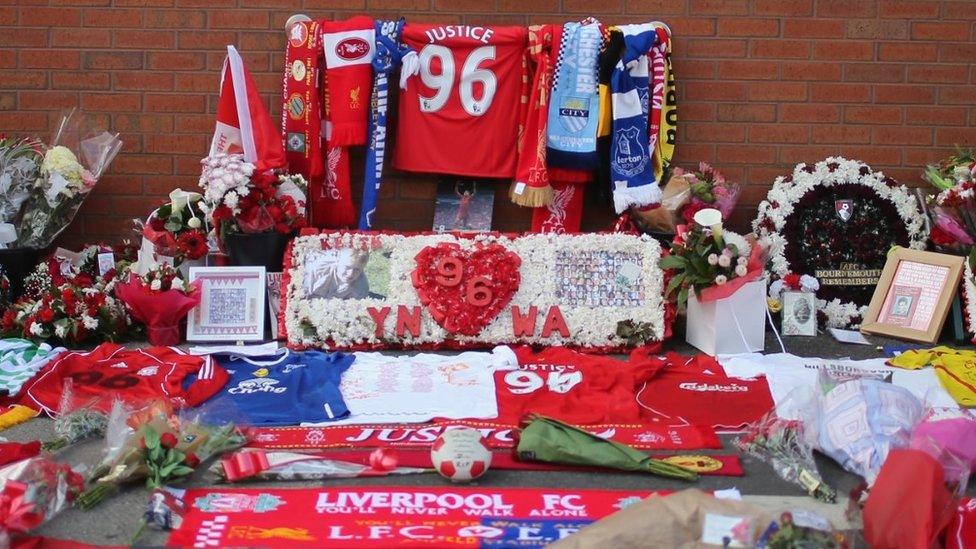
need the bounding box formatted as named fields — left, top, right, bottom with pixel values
left=860, top=247, right=964, bottom=343
left=186, top=266, right=267, bottom=342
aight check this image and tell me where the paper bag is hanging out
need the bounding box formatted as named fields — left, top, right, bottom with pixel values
left=686, top=278, right=766, bottom=356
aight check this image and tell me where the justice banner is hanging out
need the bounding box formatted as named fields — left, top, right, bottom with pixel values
left=167, top=486, right=665, bottom=547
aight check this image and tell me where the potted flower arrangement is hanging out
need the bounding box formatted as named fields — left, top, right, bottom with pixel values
left=659, top=208, right=767, bottom=355
left=198, top=153, right=306, bottom=271
left=138, top=189, right=210, bottom=277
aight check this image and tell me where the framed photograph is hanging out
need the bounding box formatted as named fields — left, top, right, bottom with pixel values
left=187, top=266, right=267, bottom=342
left=782, top=291, right=817, bottom=336
left=432, top=178, right=494, bottom=233
left=267, top=272, right=283, bottom=340
left=861, top=247, right=964, bottom=343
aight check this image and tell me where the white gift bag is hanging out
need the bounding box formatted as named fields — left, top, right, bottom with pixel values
left=686, top=278, right=766, bottom=356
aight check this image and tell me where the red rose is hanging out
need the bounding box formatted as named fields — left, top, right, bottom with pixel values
left=783, top=273, right=801, bottom=290
left=1, top=310, right=16, bottom=331
left=37, top=308, right=55, bottom=323
left=159, top=432, right=178, bottom=449
left=148, top=216, right=166, bottom=231
left=183, top=453, right=201, bottom=468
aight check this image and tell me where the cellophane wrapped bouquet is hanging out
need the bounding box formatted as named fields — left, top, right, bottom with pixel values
left=0, top=454, right=85, bottom=543
left=12, top=109, right=122, bottom=249
left=678, top=162, right=741, bottom=224
left=137, top=189, right=210, bottom=268
left=924, top=149, right=976, bottom=253
left=114, top=263, right=201, bottom=346
left=0, top=137, right=43, bottom=248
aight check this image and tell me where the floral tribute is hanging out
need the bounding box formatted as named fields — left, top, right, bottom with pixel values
left=923, top=148, right=976, bottom=253
left=114, top=263, right=201, bottom=346
left=139, top=189, right=210, bottom=265
left=753, top=157, right=927, bottom=328
left=198, top=153, right=306, bottom=244
left=282, top=231, right=667, bottom=351
left=675, top=162, right=741, bottom=224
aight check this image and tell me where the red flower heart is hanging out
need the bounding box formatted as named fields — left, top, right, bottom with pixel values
left=412, top=242, right=521, bottom=336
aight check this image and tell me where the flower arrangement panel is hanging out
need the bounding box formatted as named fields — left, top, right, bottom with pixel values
left=283, top=231, right=667, bottom=351
left=753, top=157, right=927, bottom=328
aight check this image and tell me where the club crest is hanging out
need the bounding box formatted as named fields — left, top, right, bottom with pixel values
left=558, top=97, right=590, bottom=133
left=835, top=199, right=853, bottom=222
left=612, top=127, right=647, bottom=178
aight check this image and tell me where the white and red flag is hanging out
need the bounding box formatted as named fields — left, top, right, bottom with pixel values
left=210, top=45, right=285, bottom=171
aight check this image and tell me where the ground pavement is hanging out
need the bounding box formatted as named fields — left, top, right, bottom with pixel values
left=4, top=331, right=974, bottom=547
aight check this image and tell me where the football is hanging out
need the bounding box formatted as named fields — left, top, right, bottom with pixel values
left=430, top=427, right=492, bottom=483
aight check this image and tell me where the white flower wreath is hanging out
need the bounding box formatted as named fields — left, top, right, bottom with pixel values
left=753, top=157, right=928, bottom=328
left=963, top=260, right=976, bottom=342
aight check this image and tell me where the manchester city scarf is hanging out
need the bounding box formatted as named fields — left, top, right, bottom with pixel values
left=610, top=24, right=661, bottom=214
left=359, top=19, right=407, bottom=229
left=546, top=19, right=602, bottom=170
left=282, top=20, right=323, bottom=181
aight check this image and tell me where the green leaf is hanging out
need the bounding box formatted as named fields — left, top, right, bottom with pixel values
left=169, top=466, right=194, bottom=477
left=665, top=272, right=686, bottom=297
left=159, top=462, right=178, bottom=478
left=688, top=255, right=710, bottom=278
left=658, top=255, right=688, bottom=270
left=143, top=427, right=160, bottom=450
left=149, top=444, right=162, bottom=463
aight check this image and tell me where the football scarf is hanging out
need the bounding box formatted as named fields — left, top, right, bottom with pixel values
left=610, top=24, right=661, bottom=214
left=359, top=19, right=407, bottom=229
left=595, top=27, right=624, bottom=206
left=320, top=16, right=375, bottom=147
left=653, top=33, right=676, bottom=181
left=531, top=181, right=585, bottom=233
left=648, top=27, right=668, bottom=165
left=510, top=24, right=556, bottom=208
left=546, top=19, right=602, bottom=170
left=281, top=20, right=323, bottom=182
left=309, top=144, right=355, bottom=228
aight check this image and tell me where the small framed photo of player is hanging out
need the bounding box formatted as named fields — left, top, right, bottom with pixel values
left=781, top=291, right=817, bottom=336
left=861, top=247, right=964, bottom=344
left=187, top=266, right=266, bottom=342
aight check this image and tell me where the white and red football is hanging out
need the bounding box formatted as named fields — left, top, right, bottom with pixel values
left=430, top=427, right=492, bottom=483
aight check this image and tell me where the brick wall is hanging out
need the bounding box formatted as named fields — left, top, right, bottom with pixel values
left=2, top=0, right=974, bottom=246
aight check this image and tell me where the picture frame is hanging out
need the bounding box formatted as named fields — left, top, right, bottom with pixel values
left=860, top=247, right=964, bottom=344
left=781, top=291, right=817, bottom=336
left=186, top=266, right=267, bottom=342
left=267, top=272, right=283, bottom=340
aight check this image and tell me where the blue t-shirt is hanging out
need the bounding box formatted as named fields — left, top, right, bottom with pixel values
left=191, top=350, right=354, bottom=426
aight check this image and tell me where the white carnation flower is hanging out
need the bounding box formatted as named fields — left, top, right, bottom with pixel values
left=82, top=314, right=99, bottom=330
left=150, top=279, right=162, bottom=291
left=29, top=322, right=44, bottom=336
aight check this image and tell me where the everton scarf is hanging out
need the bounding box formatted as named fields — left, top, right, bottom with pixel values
left=359, top=19, right=407, bottom=229
left=610, top=24, right=661, bottom=214
left=510, top=24, right=556, bottom=208
left=546, top=19, right=602, bottom=170
left=282, top=20, right=323, bottom=181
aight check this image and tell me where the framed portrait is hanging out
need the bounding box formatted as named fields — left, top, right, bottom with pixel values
left=861, top=247, right=964, bottom=343
left=267, top=272, right=283, bottom=340
left=187, top=266, right=267, bottom=342
left=782, top=291, right=817, bottom=336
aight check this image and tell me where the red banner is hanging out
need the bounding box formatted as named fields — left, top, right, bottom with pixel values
left=168, top=486, right=666, bottom=548
left=246, top=420, right=721, bottom=451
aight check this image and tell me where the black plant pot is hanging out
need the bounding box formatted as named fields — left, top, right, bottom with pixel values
left=0, top=247, right=40, bottom=302
left=224, top=232, right=292, bottom=272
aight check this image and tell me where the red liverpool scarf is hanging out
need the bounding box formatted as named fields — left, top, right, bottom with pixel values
left=321, top=16, right=375, bottom=147
left=281, top=20, right=323, bottom=181
left=510, top=24, right=555, bottom=208
left=531, top=181, right=585, bottom=233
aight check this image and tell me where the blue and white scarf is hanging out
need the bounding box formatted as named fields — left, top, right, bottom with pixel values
left=358, top=19, right=407, bottom=229
left=610, top=24, right=661, bottom=213
left=546, top=20, right=602, bottom=170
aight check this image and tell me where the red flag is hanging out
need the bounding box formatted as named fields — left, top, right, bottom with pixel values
left=210, top=46, right=285, bottom=171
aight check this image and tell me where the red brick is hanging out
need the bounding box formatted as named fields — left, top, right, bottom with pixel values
left=816, top=0, right=877, bottom=17
left=51, top=27, right=112, bottom=48
left=754, top=0, right=811, bottom=16
left=938, top=87, right=976, bottom=105
left=875, top=85, right=935, bottom=104
left=177, top=30, right=238, bottom=50
left=0, top=51, right=14, bottom=69
left=938, top=43, right=976, bottom=63
left=0, top=112, right=50, bottom=131
left=496, top=0, right=555, bottom=11
left=173, top=114, right=214, bottom=132
left=717, top=103, right=776, bottom=122
left=83, top=51, right=143, bottom=70
left=679, top=102, right=715, bottom=121
left=114, top=72, right=174, bottom=91
left=689, top=0, right=748, bottom=15
left=684, top=38, right=747, bottom=58
left=748, top=82, right=808, bottom=102
left=144, top=94, right=205, bottom=112
left=845, top=19, right=908, bottom=40
left=880, top=0, right=940, bottom=18
left=0, top=7, right=16, bottom=24
left=0, top=72, right=46, bottom=89
left=112, top=113, right=174, bottom=133
left=238, top=31, right=282, bottom=51
left=144, top=9, right=205, bottom=28
left=114, top=30, right=175, bottom=49
left=716, top=144, right=778, bottom=164
left=844, top=63, right=904, bottom=83
left=912, top=22, right=969, bottom=41
left=908, top=65, right=969, bottom=84
left=750, top=40, right=810, bottom=59
left=750, top=124, right=809, bottom=143
left=879, top=43, right=937, bottom=62
left=82, top=8, right=141, bottom=26
left=80, top=93, right=141, bottom=112
left=210, top=10, right=270, bottom=28
left=20, top=49, right=81, bottom=69
left=144, top=133, right=207, bottom=154
left=783, top=19, right=844, bottom=38
left=943, top=3, right=976, bottom=19
left=18, top=91, right=78, bottom=110
left=873, top=126, right=932, bottom=145
left=683, top=81, right=747, bottom=101
left=717, top=59, right=779, bottom=80
left=19, top=6, right=82, bottom=25
left=174, top=73, right=217, bottom=92
left=674, top=59, right=715, bottom=79
left=844, top=105, right=903, bottom=124
left=625, top=0, right=688, bottom=15
left=3, top=28, right=48, bottom=47
left=52, top=71, right=110, bottom=90
left=813, top=41, right=873, bottom=61
left=780, top=104, right=841, bottom=123
left=811, top=126, right=871, bottom=144
left=936, top=129, right=976, bottom=147
left=148, top=52, right=205, bottom=71
left=662, top=16, right=716, bottom=36
left=717, top=18, right=779, bottom=37
left=781, top=61, right=842, bottom=81
left=0, top=93, right=15, bottom=111
left=905, top=106, right=968, bottom=126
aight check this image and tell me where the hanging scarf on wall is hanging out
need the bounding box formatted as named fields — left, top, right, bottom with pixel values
left=510, top=24, right=556, bottom=208
left=531, top=181, right=585, bottom=233
left=610, top=24, right=661, bottom=214
left=595, top=27, right=624, bottom=206
left=281, top=20, right=323, bottom=181
left=320, top=16, right=375, bottom=147
left=359, top=19, right=408, bottom=229
left=546, top=19, right=602, bottom=170
left=653, top=33, right=677, bottom=181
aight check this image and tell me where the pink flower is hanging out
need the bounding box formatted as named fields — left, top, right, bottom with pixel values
left=718, top=255, right=731, bottom=268
left=715, top=275, right=728, bottom=285
left=707, top=254, right=719, bottom=265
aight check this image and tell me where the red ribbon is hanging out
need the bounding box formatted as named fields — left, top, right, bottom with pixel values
left=0, top=481, right=42, bottom=534
left=220, top=450, right=271, bottom=482
left=367, top=448, right=399, bottom=473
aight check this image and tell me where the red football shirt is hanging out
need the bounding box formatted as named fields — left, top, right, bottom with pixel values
left=494, top=346, right=663, bottom=425
left=23, top=343, right=229, bottom=416
left=634, top=352, right=774, bottom=430
left=394, top=24, right=527, bottom=178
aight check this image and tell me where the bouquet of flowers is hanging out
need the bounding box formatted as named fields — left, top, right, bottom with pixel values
left=735, top=411, right=837, bottom=503
left=13, top=109, right=122, bottom=249
left=79, top=401, right=245, bottom=509
left=0, top=455, right=85, bottom=542
left=114, top=263, right=201, bottom=346
left=41, top=383, right=110, bottom=453
left=138, top=189, right=210, bottom=267
left=198, top=154, right=306, bottom=245
left=0, top=137, right=43, bottom=248
left=660, top=208, right=765, bottom=310
left=924, top=149, right=976, bottom=252
left=677, top=162, right=741, bottom=223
